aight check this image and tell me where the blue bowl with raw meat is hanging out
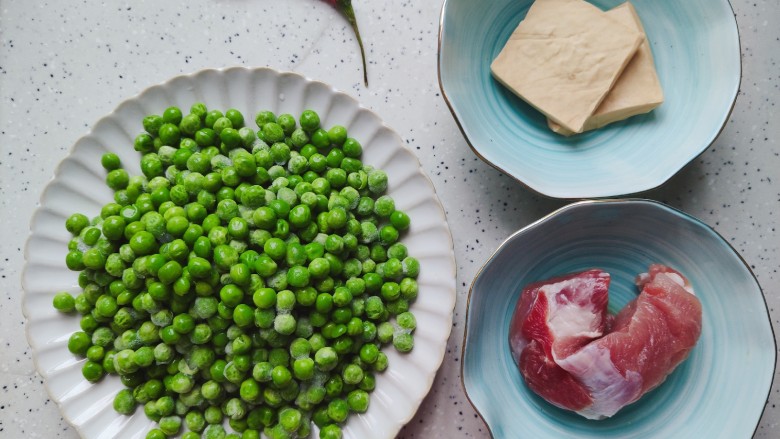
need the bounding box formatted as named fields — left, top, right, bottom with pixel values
left=438, top=0, right=741, bottom=198
left=462, top=199, right=775, bottom=438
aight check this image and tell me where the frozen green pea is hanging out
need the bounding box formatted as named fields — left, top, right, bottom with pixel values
left=53, top=291, right=76, bottom=312
left=367, top=169, right=388, bottom=194
left=377, top=322, right=394, bottom=344
left=393, top=332, right=414, bottom=353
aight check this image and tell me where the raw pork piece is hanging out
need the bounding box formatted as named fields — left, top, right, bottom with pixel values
left=509, top=269, right=611, bottom=411
left=509, top=264, right=702, bottom=419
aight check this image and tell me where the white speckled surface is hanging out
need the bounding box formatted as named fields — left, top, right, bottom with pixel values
left=0, top=0, right=777, bottom=438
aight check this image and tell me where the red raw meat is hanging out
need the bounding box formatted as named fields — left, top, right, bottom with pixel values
left=509, top=269, right=611, bottom=411
left=509, top=264, right=702, bottom=419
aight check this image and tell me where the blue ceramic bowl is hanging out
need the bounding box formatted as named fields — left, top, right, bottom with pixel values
left=438, top=0, right=740, bottom=198
left=463, top=200, right=775, bottom=438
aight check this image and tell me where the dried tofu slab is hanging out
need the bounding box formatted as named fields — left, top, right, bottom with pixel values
left=491, top=0, right=643, bottom=133
left=549, top=2, right=664, bottom=135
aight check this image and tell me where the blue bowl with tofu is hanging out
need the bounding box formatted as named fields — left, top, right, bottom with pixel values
left=438, top=0, right=741, bottom=198
left=462, top=199, right=775, bottom=438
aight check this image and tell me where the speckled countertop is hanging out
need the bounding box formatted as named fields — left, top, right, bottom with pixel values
left=0, top=0, right=777, bottom=437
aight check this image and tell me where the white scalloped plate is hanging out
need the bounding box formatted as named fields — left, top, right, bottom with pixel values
left=22, top=67, right=456, bottom=439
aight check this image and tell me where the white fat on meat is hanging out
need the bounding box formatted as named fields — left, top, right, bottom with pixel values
left=543, top=272, right=642, bottom=420
left=540, top=277, right=605, bottom=342
left=661, top=272, right=695, bottom=295
left=637, top=268, right=695, bottom=296
left=556, top=343, right=643, bottom=419
left=509, top=332, right=528, bottom=364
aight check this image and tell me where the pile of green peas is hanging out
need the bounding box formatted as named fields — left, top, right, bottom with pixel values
left=53, top=103, right=421, bottom=439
